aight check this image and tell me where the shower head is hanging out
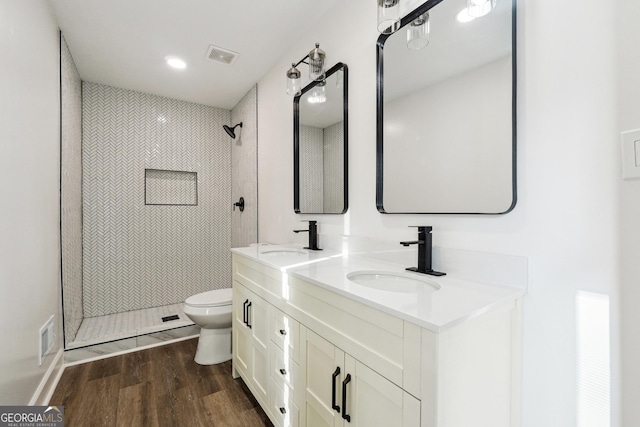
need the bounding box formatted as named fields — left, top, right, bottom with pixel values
left=223, top=122, right=243, bottom=139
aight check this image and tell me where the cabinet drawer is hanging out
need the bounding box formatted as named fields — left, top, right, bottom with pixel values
left=269, top=379, right=300, bottom=427
left=271, top=307, right=300, bottom=361
left=287, top=275, right=410, bottom=389
left=270, top=344, right=301, bottom=393
left=233, top=255, right=284, bottom=300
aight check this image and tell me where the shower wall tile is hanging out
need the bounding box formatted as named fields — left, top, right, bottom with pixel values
left=60, top=36, right=84, bottom=345
left=82, top=82, right=232, bottom=317
left=300, top=125, right=324, bottom=212
left=323, top=121, right=344, bottom=212
left=231, top=85, right=258, bottom=247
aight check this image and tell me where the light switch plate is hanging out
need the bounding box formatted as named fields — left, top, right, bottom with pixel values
left=621, top=129, right=640, bottom=180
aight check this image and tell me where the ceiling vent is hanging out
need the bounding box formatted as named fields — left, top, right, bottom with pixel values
left=206, top=45, right=239, bottom=65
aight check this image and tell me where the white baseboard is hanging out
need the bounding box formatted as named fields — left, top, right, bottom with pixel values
left=29, top=348, right=64, bottom=405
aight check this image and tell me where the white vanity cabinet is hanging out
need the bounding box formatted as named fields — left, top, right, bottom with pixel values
left=268, top=309, right=303, bottom=427
left=232, top=282, right=270, bottom=408
left=303, top=328, right=420, bottom=427
left=231, top=252, right=521, bottom=427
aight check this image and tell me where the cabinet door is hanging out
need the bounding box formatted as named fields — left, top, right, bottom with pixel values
left=232, top=283, right=270, bottom=407
left=233, top=284, right=252, bottom=376
left=342, top=355, right=420, bottom=427
left=303, top=329, right=344, bottom=427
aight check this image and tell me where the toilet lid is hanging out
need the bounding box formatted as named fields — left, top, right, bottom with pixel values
left=185, top=288, right=233, bottom=307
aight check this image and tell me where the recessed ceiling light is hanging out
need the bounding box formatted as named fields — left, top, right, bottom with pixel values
left=166, top=57, right=187, bottom=69
left=456, top=8, right=476, bottom=23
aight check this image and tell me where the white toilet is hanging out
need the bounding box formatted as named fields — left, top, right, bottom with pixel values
left=183, top=287, right=233, bottom=365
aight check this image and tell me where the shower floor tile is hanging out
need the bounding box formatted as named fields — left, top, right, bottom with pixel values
left=67, top=302, right=195, bottom=349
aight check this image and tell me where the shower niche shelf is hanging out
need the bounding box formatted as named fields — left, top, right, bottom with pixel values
left=144, top=168, right=198, bottom=206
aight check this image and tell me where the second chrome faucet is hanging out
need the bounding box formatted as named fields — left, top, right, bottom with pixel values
left=400, top=226, right=446, bottom=276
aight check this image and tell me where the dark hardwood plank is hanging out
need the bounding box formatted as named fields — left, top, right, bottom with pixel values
left=50, top=338, right=273, bottom=427
left=116, top=382, right=159, bottom=427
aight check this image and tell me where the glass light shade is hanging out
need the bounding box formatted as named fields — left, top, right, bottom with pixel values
left=467, top=0, right=496, bottom=18
left=377, top=0, right=400, bottom=34
left=407, top=13, right=430, bottom=50
left=308, top=44, right=326, bottom=81
left=307, top=82, right=326, bottom=104
left=286, top=64, right=302, bottom=96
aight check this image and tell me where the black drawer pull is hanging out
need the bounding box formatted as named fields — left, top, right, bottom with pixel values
left=242, top=299, right=249, bottom=325
left=331, top=366, right=341, bottom=413
left=246, top=301, right=252, bottom=329
left=279, top=329, right=287, bottom=335
left=279, top=368, right=287, bottom=375
left=342, top=373, right=351, bottom=422
left=279, top=407, right=286, bottom=415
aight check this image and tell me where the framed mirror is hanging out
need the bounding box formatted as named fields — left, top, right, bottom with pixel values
left=294, top=62, right=348, bottom=214
left=376, top=0, right=516, bottom=214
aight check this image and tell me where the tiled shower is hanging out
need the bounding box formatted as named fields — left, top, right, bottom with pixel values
left=299, top=122, right=344, bottom=212
left=60, top=36, right=257, bottom=350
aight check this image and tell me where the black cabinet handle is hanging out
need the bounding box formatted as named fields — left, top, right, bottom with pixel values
left=279, top=407, right=286, bottom=415
left=279, top=329, right=287, bottom=335
left=342, top=373, right=351, bottom=422
left=279, top=368, right=287, bottom=375
left=331, top=366, right=341, bottom=413
left=246, top=301, right=252, bottom=329
left=242, top=299, right=249, bottom=325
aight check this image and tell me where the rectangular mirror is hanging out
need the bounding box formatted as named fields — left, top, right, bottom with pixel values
left=377, top=0, right=516, bottom=214
left=294, top=62, right=348, bottom=214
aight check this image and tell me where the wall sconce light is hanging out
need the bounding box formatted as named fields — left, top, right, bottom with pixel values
left=407, top=13, right=430, bottom=50
left=307, top=80, right=327, bottom=104
left=467, top=0, right=496, bottom=18
left=286, top=64, right=302, bottom=96
left=286, top=43, right=326, bottom=96
left=378, top=0, right=401, bottom=34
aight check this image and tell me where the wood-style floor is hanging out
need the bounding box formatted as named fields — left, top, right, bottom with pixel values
left=50, top=338, right=273, bottom=427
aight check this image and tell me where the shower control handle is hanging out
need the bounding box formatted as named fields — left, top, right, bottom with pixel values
left=233, top=197, right=245, bottom=212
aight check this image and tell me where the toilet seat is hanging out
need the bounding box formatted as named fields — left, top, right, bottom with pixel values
left=185, top=288, right=232, bottom=307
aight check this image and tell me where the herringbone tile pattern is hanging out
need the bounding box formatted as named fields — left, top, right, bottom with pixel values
left=299, top=124, right=324, bottom=212
left=60, top=35, right=84, bottom=345
left=231, top=86, right=258, bottom=248
left=82, top=82, right=232, bottom=317
left=323, top=121, right=344, bottom=213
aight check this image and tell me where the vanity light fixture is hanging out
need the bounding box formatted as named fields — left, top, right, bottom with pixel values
left=407, top=13, right=430, bottom=50
left=307, top=80, right=327, bottom=104
left=467, top=0, right=496, bottom=18
left=166, top=57, right=187, bottom=69
left=308, top=44, right=326, bottom=81
left=286, top=43, right=326, bottom=96
left=286, top=64, right=302, bottom=96
left=377, top=0, right=401, bottom=34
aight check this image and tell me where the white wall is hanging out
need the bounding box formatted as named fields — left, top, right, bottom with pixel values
left=258, top=0, right=618, bottom=425
left=384, top=57, right=512, bottom=213
left=617, top=0, right=640, bottom=425
left=0, top=0, right=63, bottom=404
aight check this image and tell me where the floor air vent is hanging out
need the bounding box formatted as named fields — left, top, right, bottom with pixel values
left=162, top=314, right=180, bottom=322
left=206, top=45, right=239, bottom=65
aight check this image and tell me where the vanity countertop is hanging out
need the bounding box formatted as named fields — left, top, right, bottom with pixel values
left=231, top=245, right=341, bottom=270
left=231, top=245, right=524, bottom=333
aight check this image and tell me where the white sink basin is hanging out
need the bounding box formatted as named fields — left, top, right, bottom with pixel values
left=346, top=270, right=441, bottom=292
left=259, top=247, right=307, bottom=256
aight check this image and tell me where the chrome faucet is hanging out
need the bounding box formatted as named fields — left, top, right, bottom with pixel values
left=400, top=226, right=445, bottom=276
left=293, top=220, right=322, bottom=251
